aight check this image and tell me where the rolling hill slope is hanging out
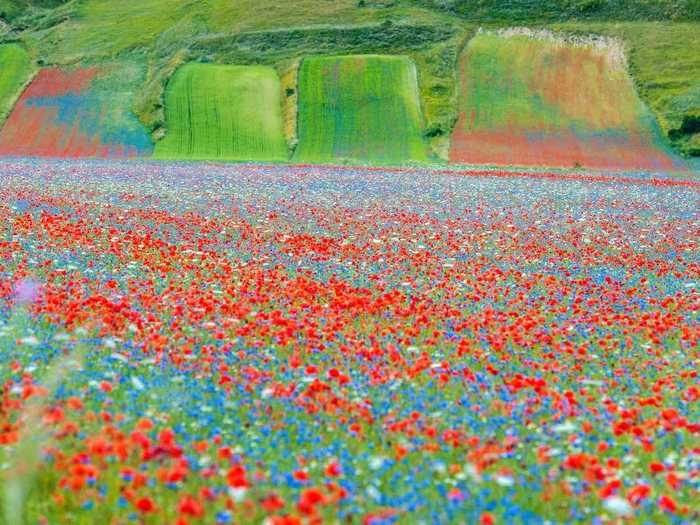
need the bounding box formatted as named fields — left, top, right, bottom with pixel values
left=0, top=44, right=34, bottom=123
left=449, top=31, right=682, bottom=170
left=0, top=1, right=698, bottom=166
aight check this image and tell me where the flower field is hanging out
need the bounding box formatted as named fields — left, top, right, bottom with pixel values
left=0, top=64, right=153, bottom=160
left=449, top=31, right=683, bottom=172
left=0, top=159, right=698, bottom=524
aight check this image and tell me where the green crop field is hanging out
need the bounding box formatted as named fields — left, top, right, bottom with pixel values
left=449, top=31, right=680, bottom=170
left=294, top=55, right=429, bottom=164
left=153, top=64, right=288, bottom=162
left=0, top=44, right=34, bottom=125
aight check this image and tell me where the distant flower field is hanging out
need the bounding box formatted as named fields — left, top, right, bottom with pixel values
left=449, top=31, right=681, bottom=172
left=0, top=64, right=153, bottom=159
left=0, top=160, right=698, bottom=524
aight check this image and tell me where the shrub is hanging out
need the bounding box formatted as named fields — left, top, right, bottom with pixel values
left=668, top=114, right=700, bottom=139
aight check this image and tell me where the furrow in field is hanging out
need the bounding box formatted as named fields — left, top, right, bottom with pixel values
left=293, top=55, right=429, bottom=165
left=153, top=64, right=288, bottom=162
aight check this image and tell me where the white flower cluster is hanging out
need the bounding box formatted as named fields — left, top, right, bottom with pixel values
left=478, top=26, right=628, bottom=71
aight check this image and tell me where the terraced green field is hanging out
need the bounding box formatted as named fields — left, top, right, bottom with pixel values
left=0, top=44, right=34, bottom=125
left=154, top=64, right=287, bottom=162
left=450, top=31, right=681, bottom=171
left=294, top=55, right=429, bottom=164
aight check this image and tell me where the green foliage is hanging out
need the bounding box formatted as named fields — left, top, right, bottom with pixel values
left=0, top=44, right=34, bottom=125
left=294, top=55, right=429, bottom=164
left=406, top=29, right=473, bottom=159
left=154, top=64, right=288, bottom=161
left=0, top=1, right=67, bottom=22
left=192, top=23, right=456, bottom=64
left=415, top=0, right=700, bottom=21
left=669, top=114, right=700, bottom=137
left=0, top=1, right=20, bottom=21
left=668, top=114, right=700, bottom=156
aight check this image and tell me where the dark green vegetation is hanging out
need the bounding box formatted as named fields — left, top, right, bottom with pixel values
left=0, top=0, right=698, bottom=161
left=417, top=0, right=700, bottom=21
left=294, top=55, right=428, bottom=164
left=0, top=1, right=69, bottom=22
left=154, top=64, right=287, bottom=161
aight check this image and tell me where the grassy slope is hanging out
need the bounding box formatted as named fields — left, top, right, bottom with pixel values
left=294, top=55, right=429, bottom=164
left=0, top=44, right=34, bottom=124
left=154, top=64, right=287, bottom=161
left=12, top=1, right=462, bottom=157
left=37, top=1, right=447, bottom=60
left=450, top=32, right=680, bottom=170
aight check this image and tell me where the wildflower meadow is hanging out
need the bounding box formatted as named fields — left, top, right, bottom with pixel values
left=0, top=159, right=697, bottom=524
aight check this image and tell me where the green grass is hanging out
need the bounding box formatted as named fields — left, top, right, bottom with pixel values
left=0, top=0, right=69, bottom=21
left=553, top=21, right=700, bottom=156
left=153, top=64, right=288, bottom=162
left=37, top=0, right=200, bottom=62
left=293, top=55, right=429, bottom=165
left=32, top=1, right=449, bottom=63
left=0, top=0, right=20, bottom=21
left=0, top=43, right=34, bottom=125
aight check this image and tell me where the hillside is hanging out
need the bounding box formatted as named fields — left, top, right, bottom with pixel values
left=0, top=62, right=153, bottom=158
left=0, top=43, right=34, bottom=122
left=0, top=0, right=698, bottom=165
left=450, top=30, right=680, bottom=170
